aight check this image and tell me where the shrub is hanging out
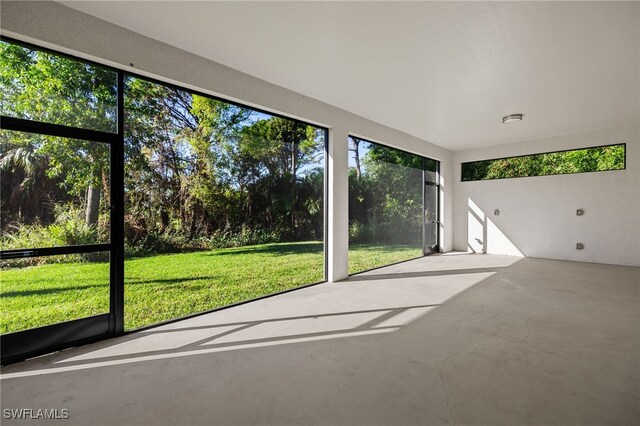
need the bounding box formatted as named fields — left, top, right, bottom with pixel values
left=203, top=226, right=280, bottom=249
left=349, top=221, right=375, bottom=243
left=125, top=230, right=191, bottom=257
left=1, top=203, right=102, bottom=268
left=47, top=204, right=99, bottom=247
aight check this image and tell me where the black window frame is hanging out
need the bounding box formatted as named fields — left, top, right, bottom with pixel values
left=423, top=159, right=440, bottom=256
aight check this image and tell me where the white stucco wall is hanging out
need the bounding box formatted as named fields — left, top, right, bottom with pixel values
left=0, top=0, right=454, bottom=281
left=453, top=124, right=640, bottom=266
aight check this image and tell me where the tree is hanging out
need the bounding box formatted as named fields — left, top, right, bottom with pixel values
left=236, top=117, right=322, bottom=238
left=349, top=142, right=424, bottom=245
left=0, top=132, right=56, bottom=225
left=1, top=41, right=116, bottom=227
left=349, top=136, right=362, bottom=178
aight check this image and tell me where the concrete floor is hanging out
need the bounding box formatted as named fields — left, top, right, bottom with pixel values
left=1, top=254, right=639, bottom=425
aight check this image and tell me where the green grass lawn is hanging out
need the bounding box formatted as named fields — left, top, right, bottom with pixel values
left=0, top=242, right=422, bottom=334
left=348, top=244, right=422, bottom=275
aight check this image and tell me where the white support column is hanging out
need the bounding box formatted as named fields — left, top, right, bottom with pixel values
left=439, top=156, right=454, bottom=253
left=327, top=127, right=349, bottom=282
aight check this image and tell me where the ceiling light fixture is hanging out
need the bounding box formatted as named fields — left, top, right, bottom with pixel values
left=502, top=114, right=524, bottom=124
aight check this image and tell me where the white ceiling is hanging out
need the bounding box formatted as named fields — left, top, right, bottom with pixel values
left=61, top=1, right=639, bottom=151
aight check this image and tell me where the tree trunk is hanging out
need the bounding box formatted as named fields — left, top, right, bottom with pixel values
left=86, top=185, right=101, bottom=226
left=189, top=203, right=198, bottom=240
left=291, top=142, right=297, bottom=180
left=291, top=143, right=297, bottom=236
left=350, top=137, right=362, bottom=178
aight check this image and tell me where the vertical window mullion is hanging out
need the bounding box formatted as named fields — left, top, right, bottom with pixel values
left=110, top=70, right=126, bottom=335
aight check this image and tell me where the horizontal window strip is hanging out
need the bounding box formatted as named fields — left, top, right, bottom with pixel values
left=461, top=143, right=625, bottom=182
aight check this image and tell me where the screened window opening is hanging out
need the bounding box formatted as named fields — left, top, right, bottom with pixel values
left=1, top=39, right=116, bottom=353
left=1, top=37, right=327, bottom=364
left=123, top=76, right=326, bottom=330
left=348, top=136, right=439, bottom=274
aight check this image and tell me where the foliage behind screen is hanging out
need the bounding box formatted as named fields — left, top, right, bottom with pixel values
left=461, top=144, right=625, bottom=182
left=348, top=137, right=435, bottom=274
left=123, top=76, right=325, bottom=256
left=0, top=40, right=325, bottom=258
left=349, top=139, right=424, bottom=246
left=0, top=41, right=117, bottom=133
